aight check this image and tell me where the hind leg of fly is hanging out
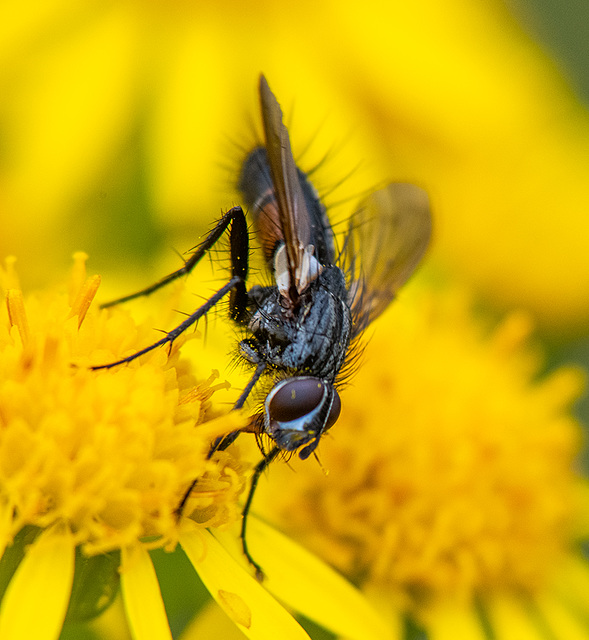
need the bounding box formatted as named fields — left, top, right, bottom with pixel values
left=100, top=205, right=249, bottom=309
left=92, top=206, right=250, bottom=370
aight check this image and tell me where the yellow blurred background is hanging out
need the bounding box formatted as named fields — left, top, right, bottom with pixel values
left=2, top=0, right=589, bottom=336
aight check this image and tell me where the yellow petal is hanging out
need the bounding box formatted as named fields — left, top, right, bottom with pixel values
left=180, top=528, right=310, bottom=640
left=120, top=544, right=172, bottom=640
left=424, top=599, right=489, bottom=640
left=484, top=593, right=545, bottom=640
left=214, top=517, right=394, bottom=640
left=0, top=524, right=75, bottom=640
left=180, top=600, right=250, bottom=640
left=550, top=554, right=589, bottom=623
left=534, top=591, right=589, bottom=640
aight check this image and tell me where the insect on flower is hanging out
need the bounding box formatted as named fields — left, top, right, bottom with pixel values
left=93, top=75, right=432, bottom=578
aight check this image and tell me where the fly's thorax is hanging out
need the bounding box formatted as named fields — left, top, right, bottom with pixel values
left=239, top=266, right=352, bottom=380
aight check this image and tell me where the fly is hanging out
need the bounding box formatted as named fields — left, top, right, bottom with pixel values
left=93, top=75, right=432, bottom=579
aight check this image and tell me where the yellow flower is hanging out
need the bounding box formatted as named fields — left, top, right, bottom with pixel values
left=254, top=284, right=589, bottom=638
left=0, top=254, right=392, bottom=640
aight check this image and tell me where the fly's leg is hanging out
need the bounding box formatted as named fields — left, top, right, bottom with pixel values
left=175, top=362, right=266, bottom=518
left=100, top=206, right=248, bottom=308
left=92, top=277, right=242, bottom=369
left=177, top=440, right=278, bottom=582
left=92, top=206, right=250, bottom=370
left=176, top=364, right=275, bottom=580
left=240, top=446, right=280, bottom=581
left=209, top=361, right=266, bottom=452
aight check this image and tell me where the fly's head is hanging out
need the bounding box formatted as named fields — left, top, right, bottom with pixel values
left=264, top=377, right=341, bottom=459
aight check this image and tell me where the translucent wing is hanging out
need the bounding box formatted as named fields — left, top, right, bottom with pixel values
left=259, top=75, right=312, bottom=301
left=345, top=183, right=432, bottom=336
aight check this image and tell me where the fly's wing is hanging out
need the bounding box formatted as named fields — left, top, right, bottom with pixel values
left=345, top=183, right=432, bottom=336
left=259, top=75, right=311, bottom=299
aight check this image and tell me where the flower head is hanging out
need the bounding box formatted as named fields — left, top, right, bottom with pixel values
left=0, top=254, right=393, bottom=640
left=0, top=253, right=244, bottom=555
left=0, top=253, right=250, bottom=636
left=255, top=284, right=589, bottom=636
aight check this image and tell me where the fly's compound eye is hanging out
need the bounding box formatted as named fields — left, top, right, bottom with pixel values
left=265, top=377, right=341, bottom=459
left=268, top=377, right=325, bottom=422
left=325, top=387, right=341, bottom=431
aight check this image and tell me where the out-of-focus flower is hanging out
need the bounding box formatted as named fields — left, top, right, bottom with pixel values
left=2, top=1, right=589, bottom=330
left=0, top=254, right=390, bottom=640
left=254, top=283, right=589, bottom=638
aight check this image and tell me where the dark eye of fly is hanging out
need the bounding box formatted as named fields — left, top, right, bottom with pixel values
left=325, top=388, right=341, bottom=431
left=267, top=378, right=326, bottom=422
